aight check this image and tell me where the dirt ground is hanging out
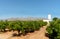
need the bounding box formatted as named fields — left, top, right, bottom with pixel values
left=0, top=26, right=49, bottom=39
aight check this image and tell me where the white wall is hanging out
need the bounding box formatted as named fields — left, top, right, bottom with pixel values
left=43, top=19, right=50, bottom=26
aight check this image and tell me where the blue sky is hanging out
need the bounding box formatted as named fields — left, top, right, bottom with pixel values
left=0, top=0, right=60, bottom=19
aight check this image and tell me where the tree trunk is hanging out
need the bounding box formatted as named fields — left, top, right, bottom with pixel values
left=17, top=30, right=20, bottom=36
left=4, top=29, right=6, bottom=32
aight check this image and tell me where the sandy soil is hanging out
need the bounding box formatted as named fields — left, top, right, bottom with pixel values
left=0, top=26, right=49, bottom=39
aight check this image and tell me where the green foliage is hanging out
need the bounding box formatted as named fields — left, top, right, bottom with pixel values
left=46, top=17, right=60, bottom=39
left=53, top=17, right=58, bottom=21
left=0, top=20, right=47, bottom=36
left=0, top=20, right=7, bottom=32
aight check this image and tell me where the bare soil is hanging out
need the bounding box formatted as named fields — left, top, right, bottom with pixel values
left=0, top=26, right=49, bottom=39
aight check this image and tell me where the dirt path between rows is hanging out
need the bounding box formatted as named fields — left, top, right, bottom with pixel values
left=0, top=26, right=49, bottom=39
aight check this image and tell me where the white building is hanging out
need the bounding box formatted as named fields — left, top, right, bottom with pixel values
left=43, top=14, right=52, bottom=24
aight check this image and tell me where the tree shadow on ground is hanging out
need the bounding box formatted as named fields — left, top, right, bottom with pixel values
left=12, top=33, right=22, bottom=37
left=45, top=33, right=50, bottom=38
